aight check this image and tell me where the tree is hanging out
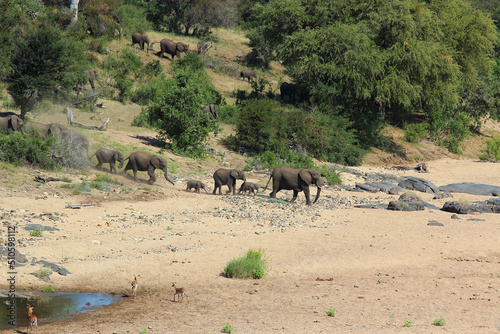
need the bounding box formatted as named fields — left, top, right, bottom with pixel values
left=144, top=53, right=221, bottom=155
left=7, top=25, right=90, bottom=118
left=247, top=0, right=498, bottom=144
left=145, top=0, right=236, bottom=35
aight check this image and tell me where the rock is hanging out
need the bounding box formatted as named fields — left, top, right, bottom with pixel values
left=433, top=191, right=453, bottom=199
left=427, top=221, right=444, bottom=227
left=398, top=177, right=440, bottom=194
left=439, top=183, right=500, bottom=196
left=441, top=201, right=500, bottom=214
left=37, top=260, right=71, bottom=276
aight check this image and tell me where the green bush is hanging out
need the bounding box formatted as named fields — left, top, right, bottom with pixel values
left=223, top=249, right=268, bottom=279
left=229, top=99, right=365, bottom=166
left=428, top=108, right=471, bottom=154
left=217, top=105, right=240, bottom=124
left=244, top=149, right=314, bottom=171
left=319, top=165, right=342, bottom=186
left=142, top=53, right=221, bottom=156
left=0, top=132, right=57, bottom=170
left=117, top=5, right=152, bottom=36
left=404, top=123, right=429, bottom=143
left=479, top=136, right=500, bottom=162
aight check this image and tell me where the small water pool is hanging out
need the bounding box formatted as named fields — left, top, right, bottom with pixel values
left=1, top=292, right=121, bottom=330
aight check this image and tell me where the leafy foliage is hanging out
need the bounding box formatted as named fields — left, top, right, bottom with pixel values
left=223, top=249, right=268, bottom=279
left=228, top=99, right=365, bottom=165
left=246, top=0, right=499, bottom=151
left=140, top=53, right=221, bottom=156
left=7, top=25, right=90, bottom=118
left=479, top=136, right=500, bottom=162
left=0, top=132, right=57, bottom=169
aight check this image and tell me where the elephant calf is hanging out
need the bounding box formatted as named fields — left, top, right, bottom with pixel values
left=0, top=114, right=24, bottom=133
left=280, top=82, right=297, bottom=103
left=186, top=180, right=209, bottom=193
left=238, top=182, right=259, bottom=196
left=90, top=148, right=125, bottom=174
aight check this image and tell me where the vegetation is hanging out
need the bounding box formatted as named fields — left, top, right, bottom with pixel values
left=223, top=248, right=268, bottom=279
left=433, top=318, right=445, bottom=326
left=221, top=323, right=234, bottom=333
left=479, top=136, right=500, bottom=162
left=403, top=320, right=414, bottom=327
left=1, top=0, right=500, bottom=167
left=325, top=308, right=336, bottom=317
left=0, top=132, right=57, bottom=169
left=29, top=228, right=44, bottom=237
left=32, top=266, right=52, bottom=280
left=41, top=286, right=55, bottom=293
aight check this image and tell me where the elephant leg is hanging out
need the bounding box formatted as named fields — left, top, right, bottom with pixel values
left=133, top=169, right=138, bottom=181
left=110, top=162, right=116, bottom=174
left=148, top=170, right=156, bottom=185
left=95, top=162, right=102, bottom=170
left=291, top=190, right=299, bottom=203
left=303, top=186, right=311, bottom=205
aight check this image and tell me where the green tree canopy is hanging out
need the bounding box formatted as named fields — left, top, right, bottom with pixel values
left=7, top=25, right=90, bottom=118
left=248, top=0, right=498, bottom=132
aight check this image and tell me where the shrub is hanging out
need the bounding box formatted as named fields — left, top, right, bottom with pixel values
left=325, top=308, right=336, bottom=317
left=403, top=320, right=414, bottom=327
left=479, top=136, right=500, bottom=162
left=221, top=323, right=233, bottom=333
left=244, top=149, right=314, bottom=171
left=117, top=5, right=152, bottom=36
left=217, top=105, right=240, bottom=124
left=41, top=286, right=55, bottom=293
left=143, top=53, right=221, bottom=156
left=433, top=318, right=445, bottom=326
left=223, top=249, right=268, bottom=279
left=0, top=132, right=58, bottom=170
left=404, top=123, right=429, bottom=143
left=319, top=165, right=342, bottom=186
left=30, top=228, right=44, bottom=237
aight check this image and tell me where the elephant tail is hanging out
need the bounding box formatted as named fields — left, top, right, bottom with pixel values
left=262, top=174, right=273, bottom=191
left=88, top=152, right=96, bottom=160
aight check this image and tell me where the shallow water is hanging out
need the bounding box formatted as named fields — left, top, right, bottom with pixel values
left=1, top=292, right=121, bottom=329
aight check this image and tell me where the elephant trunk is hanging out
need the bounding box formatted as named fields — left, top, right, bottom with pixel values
left=163, top=169, right=175, bottom=186
left=241, top=174, right=246, bottom=183
left=118, top=161, right=124, bottom=169
left=313, top=186, right=321, bottom=204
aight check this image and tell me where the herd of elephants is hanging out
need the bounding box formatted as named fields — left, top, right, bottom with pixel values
left=0, top=32, right=307, bottom=205
left=0, top=112, right=323, bottom=205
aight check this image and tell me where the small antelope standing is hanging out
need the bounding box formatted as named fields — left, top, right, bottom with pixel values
left=26, top=303, right=38, bottom=334
left=172, top=282, right=189, bottom=303
left=131, top=275, right=139, bottom=297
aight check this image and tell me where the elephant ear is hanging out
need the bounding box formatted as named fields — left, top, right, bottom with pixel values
left=230, top=170, right=242, bottom=179
left=150, top=156, right=160, bottom=169
left=298, top=169, right=313, bottom=185
left=113, top=151, right=119, bottom=161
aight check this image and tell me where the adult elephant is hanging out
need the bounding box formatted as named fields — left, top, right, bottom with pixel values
left=90, top=148, right=125, bottom=174
left=0, top=115, right=24, bottom=133
left=264, top=166, right=323, bottom=205
left=22, top=121, right=50, bottom=137
left=122, top=152, right=175, bottom=185
left=240, top=69, right=256, bottom=82
left=131, top=33, right=150, bottom=52
left=213, top=168, right=246, bottom=195
left=280, top=82, right=296, bottom=103
left=152, top=39, right=189, bottom=60
left=202, top=104, right=217, bottom=120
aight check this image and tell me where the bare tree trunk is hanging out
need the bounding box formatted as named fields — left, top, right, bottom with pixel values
left=70, top=0, right=80, bottom=24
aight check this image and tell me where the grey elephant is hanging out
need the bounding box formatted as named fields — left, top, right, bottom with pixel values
left=186, top=180, right=209, bottom=193
left=90, top=148, right=125, bottom=174
left=213, top=168, right=246, bottom=195
left=131, top=33, right=150, bottom=52
left=240, top=69, right=256, bottom=82
left=280, top=82, right=296, bottom=103
left=264, top=166, right=323, bottom=205
left=152, top=39, right=189, bottom=60
left=0, top=114, right=24, bottom=133
left=202, top=104, right=217, bottom=120
left=22, top=121, right=63, bottom=138
left=122, top=152, right=175, bottom=185
left=238, top=182, right=259, bottom=196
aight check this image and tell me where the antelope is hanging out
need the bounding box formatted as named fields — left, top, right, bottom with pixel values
left=131, top=275, right=139, bottom=297
left=172, top=282, right=189, bottom=303
left=26, top=303, right=38, bottom=334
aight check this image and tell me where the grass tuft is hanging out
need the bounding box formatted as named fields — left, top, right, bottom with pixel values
left=223, top=249, right=268, bottom=279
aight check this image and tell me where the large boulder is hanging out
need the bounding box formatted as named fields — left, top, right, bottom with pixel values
left=398, top=177, right=440, bottom=194
left=439, top=183, right=500, bottom=196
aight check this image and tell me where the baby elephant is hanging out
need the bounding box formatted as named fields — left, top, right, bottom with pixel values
left=90, top=148, right=125, bottom=174
left=238, top=182, right=259, bottom=196
left=186, top=180, right=209, bottom=193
